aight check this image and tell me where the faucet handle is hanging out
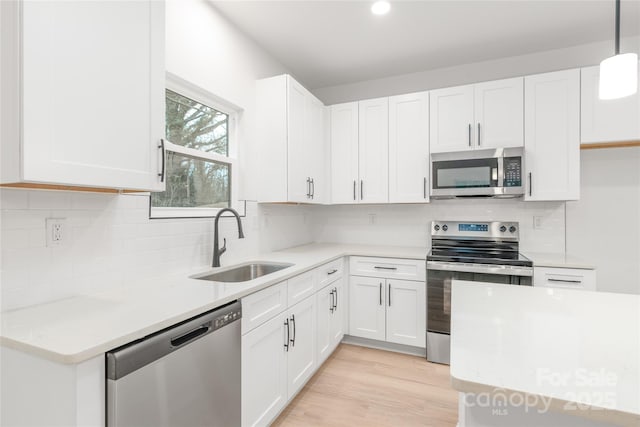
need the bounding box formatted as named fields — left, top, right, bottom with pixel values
left=220, top=238, right=227, bottom=256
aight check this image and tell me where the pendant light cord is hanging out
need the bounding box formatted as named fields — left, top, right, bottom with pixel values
left=615, top=0, right=620, bottom=55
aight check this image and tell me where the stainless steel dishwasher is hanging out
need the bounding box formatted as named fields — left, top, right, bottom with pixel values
left=106, top=300, right=241, bottom=427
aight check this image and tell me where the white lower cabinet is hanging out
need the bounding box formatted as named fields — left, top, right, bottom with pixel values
left=349, top=276, right=426, bottom=348
left=286, top=296, right=317, bottom=399
left=534, top=267, right=597, bottom=291
left=349, top=275, right=386, bottom=341
left=242, top=312, right=289, bottom=427
left=242, top=260, right=343, bottom=427
left=386, top=279, right=426, bottom=347
left=316, top=279, right=345, bottom=364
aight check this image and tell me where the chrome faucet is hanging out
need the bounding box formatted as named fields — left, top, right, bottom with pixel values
left=212, top=208, right=245, bottom=267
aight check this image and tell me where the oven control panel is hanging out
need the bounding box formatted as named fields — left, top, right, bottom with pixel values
left=432, top=221, right=519, bottom=240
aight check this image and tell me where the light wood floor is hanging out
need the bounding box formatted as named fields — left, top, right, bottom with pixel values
left=272, top=344, right=459, bottom=427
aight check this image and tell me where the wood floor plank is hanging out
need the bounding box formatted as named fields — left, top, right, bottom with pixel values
left=272, top=344, right=459, bottom=427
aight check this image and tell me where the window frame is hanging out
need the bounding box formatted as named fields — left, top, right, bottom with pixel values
left=150, top=73, right=243, bottom=219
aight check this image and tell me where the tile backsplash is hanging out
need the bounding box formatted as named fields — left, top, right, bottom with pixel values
left=311, top=199, right=566, bottom=253
left=0, top=189, right=313, bottom=311
left=1, top=189, right=565, bottom=312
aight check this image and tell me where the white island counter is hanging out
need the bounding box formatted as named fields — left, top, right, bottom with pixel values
left=451, top=281, right=640, bottom=427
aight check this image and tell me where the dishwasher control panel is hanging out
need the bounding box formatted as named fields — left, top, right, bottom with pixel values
left=213, top=306, right=242, bottom=330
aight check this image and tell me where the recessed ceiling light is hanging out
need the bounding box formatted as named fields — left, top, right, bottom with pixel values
left=371, top=1, right=391, bottom=16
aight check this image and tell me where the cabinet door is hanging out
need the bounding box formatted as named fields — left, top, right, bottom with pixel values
left=330, top=102, right=359, bottom=204
left=581, top=65, right=640, bottom=144
left=429, top=85, right=475, bottom=153
left=287, top=77, right=311, bottom=203
left=474, top=77, right=524, bottom=149
left=316, top=285, right=334, bottom=364
left=330, top=279, right=345, bottom=348
left=524, top=69, right=580, bottom=201
left=386, top=280, right=426, bottom=348
left=307, top=97, right=326, bottom=204
left=20, top=0, right=165, bottom=190
left=388, top=92, right=430, bottom=203
left=349, top=276, right=386, bottom=341
left=287, top=296, right=316, bottom=399
left=358, top=98, right=389, bottom=203
left=241, top=312, right=288, bottom=427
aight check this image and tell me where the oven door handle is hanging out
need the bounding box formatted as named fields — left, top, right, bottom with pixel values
left=427, top=261, right=533, bottom=277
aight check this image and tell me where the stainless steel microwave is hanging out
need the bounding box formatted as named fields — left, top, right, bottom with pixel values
left=430, top=147, right=525, bottom=198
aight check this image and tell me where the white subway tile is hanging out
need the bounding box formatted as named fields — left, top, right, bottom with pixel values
left=0, top=189, right=29, bottom=210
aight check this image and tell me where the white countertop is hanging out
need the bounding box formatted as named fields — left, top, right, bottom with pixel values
left=525, top=251, right=596, bottom=270
left=0, top=243, right=425, bottom=364
left=450, top=280, right=640, bottom=424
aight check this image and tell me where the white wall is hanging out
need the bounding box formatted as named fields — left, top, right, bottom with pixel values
left=312, top=200, right=566, bottom=255
left=165, top=0, right=287, bottom=200
left=312, top=36, right=640, bottom=104
left=567, top=147, right=640, bottom=295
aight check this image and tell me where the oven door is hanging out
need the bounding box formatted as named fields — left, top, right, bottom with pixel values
left=426, top=261, right=532, bottom=335
left=431, top=155, right=501, bottom=197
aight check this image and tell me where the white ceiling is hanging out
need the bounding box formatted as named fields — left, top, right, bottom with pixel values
left=211, top=0, right=640, bottom=89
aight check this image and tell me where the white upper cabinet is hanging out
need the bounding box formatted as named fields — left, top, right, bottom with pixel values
left=430, top=78, right=524, bottom=153
left=474, top=77, right=524, bottom=149
left=358, top=97, right=389, bottom=203
left=388, top=92, right=430, bottom=203
left=581, top=64, right=640, bottom=145
left=430, top=84, right=475, bottom=153
left=257, top=74, right=325, bottom=203
left=0, top=0, right=165, bottom=191
left=330, top=102, right=359, bottom=204
left=524, top=69, right=580, bottom=201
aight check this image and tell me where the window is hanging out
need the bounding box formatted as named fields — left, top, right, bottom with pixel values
left=151, top=74, right=240, bottom=218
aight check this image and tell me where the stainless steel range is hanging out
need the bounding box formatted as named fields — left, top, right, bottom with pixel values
left=426, top=221, right=533, bottom=364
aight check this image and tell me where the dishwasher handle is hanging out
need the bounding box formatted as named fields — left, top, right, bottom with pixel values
left=170, top=324, right=210, bottom=348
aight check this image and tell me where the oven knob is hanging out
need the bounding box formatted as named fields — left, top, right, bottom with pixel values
left=442, top=225, right=448, bottom=231
left=499, top=225, right=507, bottom=232
left=509, top=226, right=517, bottom=233
left=434, top=224, right=440, bottom=231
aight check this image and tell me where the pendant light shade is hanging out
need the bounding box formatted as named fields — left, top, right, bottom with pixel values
left=599, top=53, right=638, bottom=100
left=599, top=0, right=638, bottom=100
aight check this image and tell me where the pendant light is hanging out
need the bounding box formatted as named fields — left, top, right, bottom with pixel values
left=599, top=0, right=638, bottom=100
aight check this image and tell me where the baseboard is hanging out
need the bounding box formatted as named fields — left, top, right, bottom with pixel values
left=341, top=335, right=426, bottom=357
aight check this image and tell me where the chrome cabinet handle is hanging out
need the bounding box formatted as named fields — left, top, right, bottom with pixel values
left=388, top=283, right=392, bottom=307
left=548, top=278, right=582, bottom=284
left=379, top=282, right=383, bottom=306
left=310, top=178, right=315, bottom=199
left=360, top=180, right=363, bottom=200
left=158, top=139, right=166, bottom=182
left=329, top=290, right=335, bottom=313
left=333, top=287, right=338, bottom=310
left=468, top=124, right=472, bottom=147
left=374, top=266, right=397, bottom=271
left=353, top=180, right=356, bottom=201
left=423, top=177, right=427, bottom=199
left=284, top=319, right=290, bottom=351
left=290, top=314, right=296, bottom=347
left=327, top=269, right=338, bottom=275
left=477, top=123, right=481, bottom=146
left=528, top=172, right=532, bottom=196
left=306, top=177, right=311, bottom=198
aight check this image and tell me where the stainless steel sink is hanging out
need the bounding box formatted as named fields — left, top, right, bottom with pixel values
left=193, top=262, right=294, bottom=283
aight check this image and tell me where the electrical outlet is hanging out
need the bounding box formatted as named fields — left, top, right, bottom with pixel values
left=46, top=218, right=66, bottom=247
left=369, top=213, right=377, bottom=225
left=533, top=216, right=543, bottom=230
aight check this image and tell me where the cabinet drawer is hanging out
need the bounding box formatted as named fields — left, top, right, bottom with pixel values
left=317, top=258, right=344, bottom=289
left=241, top=281, right=287, bottom=334
left=349, top=256, right=426, bottom=281
left=534, top=267, right=596, bottom=291
left=288, top=270, right=316, bottom=306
